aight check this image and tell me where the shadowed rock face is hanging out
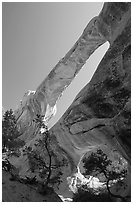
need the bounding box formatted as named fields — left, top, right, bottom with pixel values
left=13, top=2, right=130, bottom=198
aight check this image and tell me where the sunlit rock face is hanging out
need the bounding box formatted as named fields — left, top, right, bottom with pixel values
left=14, top=90, right=40, bottom=142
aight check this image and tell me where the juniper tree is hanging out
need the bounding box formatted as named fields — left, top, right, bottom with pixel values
left=82, top=149, right=128, bottom=201
left=2, top=109, right=24, bottom=150
left=27, top=114, right=66, bottom=191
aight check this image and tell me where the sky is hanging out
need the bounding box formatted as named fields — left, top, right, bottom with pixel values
left=2, top=2, right=109, bottom=126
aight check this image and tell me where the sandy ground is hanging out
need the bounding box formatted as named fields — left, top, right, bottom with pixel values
left=2, top=170, right=62, bottom=202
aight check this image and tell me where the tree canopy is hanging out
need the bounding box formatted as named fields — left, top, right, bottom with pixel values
left=2, top=109, right=24, bottom=150
left=81, top=149, right=128, bottom=201
left=73, top=149, right=129, bottom=202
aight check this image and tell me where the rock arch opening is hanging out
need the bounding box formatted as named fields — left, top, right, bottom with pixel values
left=48, top=41, right=109, bottom=129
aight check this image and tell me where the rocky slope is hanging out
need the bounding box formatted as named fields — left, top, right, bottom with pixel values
left=12, top=2, right=130, bottom=200
left=2, top=170, right=62, bottom=202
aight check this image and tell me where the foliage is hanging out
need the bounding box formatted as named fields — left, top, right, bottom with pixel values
left=73, top=185, right=113, bottom=202
left=2, top=109, right=24, bottom=150
left=7, top=139, right=25, bottom=150
left=82, top=149, right=128, bottom=201
left=83, top=149, right=112, bottom=177
left=2, top=158, right=13, bottom=172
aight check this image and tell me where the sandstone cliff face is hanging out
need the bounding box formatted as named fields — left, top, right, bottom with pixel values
left=50, top=2, right=131, bottom=163
left=13, top=2, right=130, bottom=199
left=49, top=2, right=131, bottom=197
left=14, top=91, right=40, bottom=142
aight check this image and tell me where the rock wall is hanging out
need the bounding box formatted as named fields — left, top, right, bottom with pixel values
left=48, top=3, right=131, bottom=198
left=50, top=1, right=131, bottom=164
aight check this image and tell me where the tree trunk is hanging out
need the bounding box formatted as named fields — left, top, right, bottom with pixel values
left=103, top=170, right=128, bottom=201
left=44, top=131, right=52, bottom=186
